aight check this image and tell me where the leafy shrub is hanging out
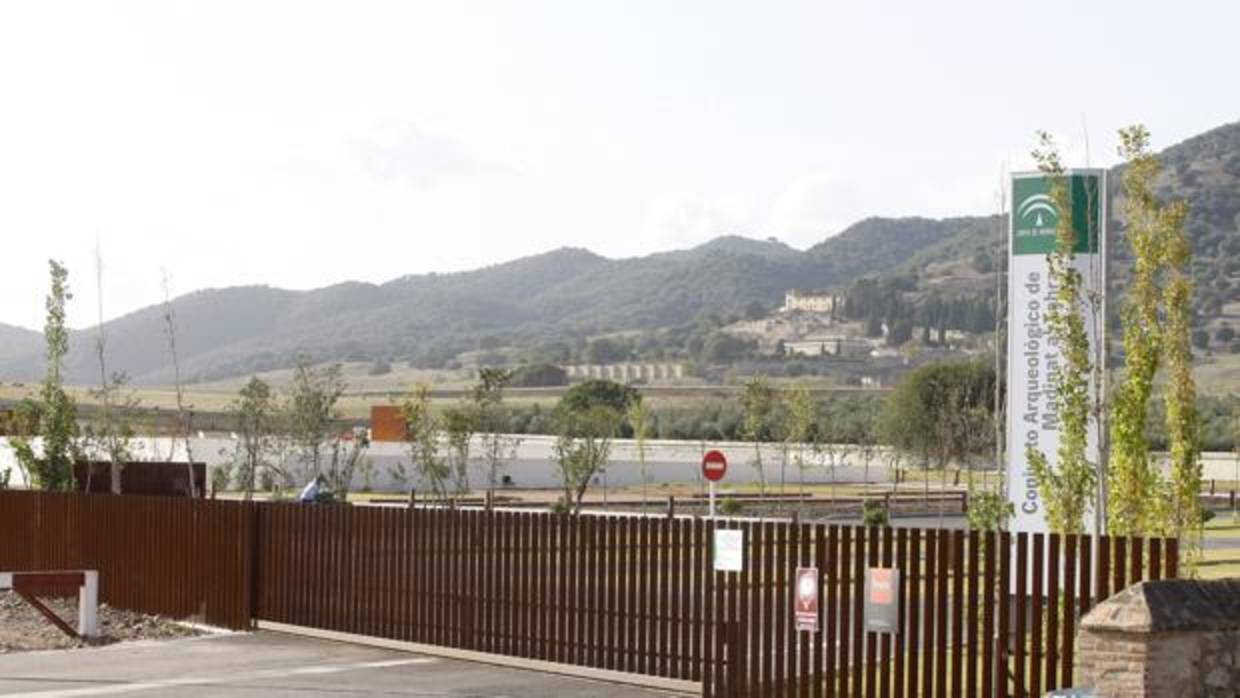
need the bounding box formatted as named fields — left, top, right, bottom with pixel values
left=509, top=363, right=568, bottom=387
left=862, top=499, right=888, bottom=527
left=966, top=491, right=1014, bottom=531
left=211, top=462, right=233, bottom=495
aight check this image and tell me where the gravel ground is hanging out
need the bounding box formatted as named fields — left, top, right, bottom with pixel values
left=0, top=591, right=204, bottom=654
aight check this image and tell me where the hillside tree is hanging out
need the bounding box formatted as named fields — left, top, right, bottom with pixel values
left=559, top=379, right=640, bottom=418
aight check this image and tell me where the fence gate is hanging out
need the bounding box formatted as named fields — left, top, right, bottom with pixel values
left=707, top=523, right=1177, bottom=698
left=0, top=491, right=1178, bottom=697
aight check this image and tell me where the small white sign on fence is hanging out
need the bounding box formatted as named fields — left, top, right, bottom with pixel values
left=713, top=529, right=744, bottom=572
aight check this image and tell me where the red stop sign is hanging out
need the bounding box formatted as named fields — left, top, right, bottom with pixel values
left=702, top=450, right=728, bottom=482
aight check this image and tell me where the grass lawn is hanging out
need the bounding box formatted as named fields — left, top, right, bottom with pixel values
left=1203, top=514, right=1240, bottom=539
left=1196, top=547, right=1240, bottom=579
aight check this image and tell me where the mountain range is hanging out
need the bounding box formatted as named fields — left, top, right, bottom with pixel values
left=1, top=118, right=1238, bottom=386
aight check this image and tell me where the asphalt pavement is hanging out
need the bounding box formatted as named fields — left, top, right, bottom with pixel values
left=0, top=632, right=682, bottom=697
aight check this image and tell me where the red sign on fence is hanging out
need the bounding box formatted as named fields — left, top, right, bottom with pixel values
left=701, top=450, right=728, bottom=482
left=865, top=567, right=900, bottom=633
left=795, top=567, right=819, bottom=632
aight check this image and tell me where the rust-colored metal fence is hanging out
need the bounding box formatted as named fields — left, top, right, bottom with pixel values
left=0, top=491, right=253, bottom=629
left=0, top=491, right=1177, bottom=697
left=704, top=520, right=1178, bottom=698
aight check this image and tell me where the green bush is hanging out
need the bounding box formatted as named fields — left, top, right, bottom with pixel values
left=966, top=491, right=1014, bottom=531
left=862, top=499, right=888, bottom=527
left=719, top=498, right=743, bottom=516
left=211, top=463, right=233, bottom=495
left=509, top=363, right=568, bottom=387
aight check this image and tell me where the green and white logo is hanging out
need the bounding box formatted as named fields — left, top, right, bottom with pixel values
left=1016, top=193, right=1058, bottom=228
left=1011, top=173, right=1101, bottom=256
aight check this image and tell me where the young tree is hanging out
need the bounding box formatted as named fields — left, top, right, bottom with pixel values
left=1159, top=148, right=1201, bottom=556
left=626, top=398, right=653, bottom=512
left=1106, top=125, right=1190, bottom=537
left=553, top=403, right=621, bottom=513
left=401, top=384, right=451, bottom=501
left=231, top=377, right=275, bottom=499
left=473, top=368, right=520, bottom=497
left=12, top=261, right=79, bottom=491
left=326, top=427, right=370, bottom=502
left=819, top=434, right=843, bottom=511
left=82, top=372, right=141, bottom=493
left=286, top=359, right=345, bottom=484
left=1233, top=404, right=1240, bottom=523
left=285, top=359, right=362, bottom=498
left=1026, top=134, right=1101, bottom=535
left=782, top=383, right=817, bottom=498
left=88, top=245, right=142, bottom=494
left=740, top=375, right=775, bottom=494
left=161, top=271, right=198, bottom=497
left=442, top=403, right=477, bottom=494
left=848, top=401, right=880, bottom=498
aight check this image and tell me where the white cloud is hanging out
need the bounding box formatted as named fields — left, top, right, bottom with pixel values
left=351, top=123, right=511, bottom=187
left=766, top=171, right=849, bottom=242
left=639, top=191, right=760, bottom=252
left=0, top=0, right=1233, bottom=331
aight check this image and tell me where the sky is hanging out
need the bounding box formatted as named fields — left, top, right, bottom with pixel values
left=0, top=0, right=1237, bottom=331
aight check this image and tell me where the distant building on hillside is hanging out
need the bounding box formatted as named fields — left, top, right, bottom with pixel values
left=781, top=289, right=837, bottom=315
left=564, top=363, right=686, bottom=382
left=783, top=337, right=874, bottom=357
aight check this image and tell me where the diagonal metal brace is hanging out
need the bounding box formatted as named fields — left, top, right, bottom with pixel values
left=12, top=589, right=80, bottom=639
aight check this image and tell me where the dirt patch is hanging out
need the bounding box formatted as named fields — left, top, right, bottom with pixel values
left=0, top=591, right=204, bottom=654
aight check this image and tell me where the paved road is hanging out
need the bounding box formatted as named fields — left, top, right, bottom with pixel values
left=0, top=632, right=681, bottom=697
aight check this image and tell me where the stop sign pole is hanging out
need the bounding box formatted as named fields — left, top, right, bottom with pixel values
left=702, top=449, right=727, bottom=517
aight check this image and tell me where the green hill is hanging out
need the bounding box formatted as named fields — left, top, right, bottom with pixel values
left=0, top=323, right=41, bottom=365
left=1, top=119, right=1238, bottom=385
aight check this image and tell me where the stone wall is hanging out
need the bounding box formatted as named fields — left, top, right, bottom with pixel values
left=1075, top=578, right=1240, bottom=697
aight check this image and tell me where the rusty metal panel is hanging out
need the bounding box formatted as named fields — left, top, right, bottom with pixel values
left=369, top=405, right=407, bottom=442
